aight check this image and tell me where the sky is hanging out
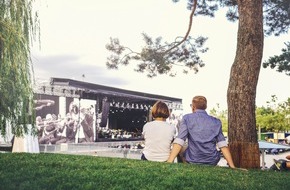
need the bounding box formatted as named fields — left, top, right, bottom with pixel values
left=32, top=0, right=290, bottom=113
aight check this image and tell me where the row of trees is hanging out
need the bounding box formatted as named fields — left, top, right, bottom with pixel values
left=211, top=95, right=290, bottom=133
left=256, top=96, right=290, bottom=132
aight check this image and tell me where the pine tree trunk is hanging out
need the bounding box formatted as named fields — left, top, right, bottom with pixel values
left=227, top=0, right=263, bottom=169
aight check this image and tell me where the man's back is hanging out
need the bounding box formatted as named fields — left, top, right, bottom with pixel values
left=167, top=95, right=235, bottom=168
left=179, top=109, right=226, bottom=165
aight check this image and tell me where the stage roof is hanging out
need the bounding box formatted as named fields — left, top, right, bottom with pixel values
left=34, top=77, right=183, bottom=110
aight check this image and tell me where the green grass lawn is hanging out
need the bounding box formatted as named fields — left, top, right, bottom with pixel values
left=0, top=153, right=289, bottom=190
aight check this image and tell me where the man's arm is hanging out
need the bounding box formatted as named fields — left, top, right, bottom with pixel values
left=220, top=146, right=235, bottom=168
left=167, top=143, right=182, bottom=163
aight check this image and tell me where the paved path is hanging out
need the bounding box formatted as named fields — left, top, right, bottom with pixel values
left=71, top=148, right=290, bottom=169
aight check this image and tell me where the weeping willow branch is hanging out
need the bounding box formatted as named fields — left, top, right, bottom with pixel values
left=0, top=0, right=39, bottom=137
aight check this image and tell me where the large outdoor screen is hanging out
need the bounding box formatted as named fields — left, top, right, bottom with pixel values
left=34, top=94, right=96, bottom=144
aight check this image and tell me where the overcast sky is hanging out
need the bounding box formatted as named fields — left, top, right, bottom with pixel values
left=32, top=0, right=290, bottom=113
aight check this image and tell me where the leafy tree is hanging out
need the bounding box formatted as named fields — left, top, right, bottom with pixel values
left=275, top=97, right=290, bottom=132
left=256, top=96, right=290, bottom=145
left=106, top=1, right=208, bottom=78
left=211, top=96, right=290, bottom=138
left=256, top=106, right=275, bottom=131
left=262, top=0, right=290, bottom=74
left=263, top=42, right=290, bottom=76
left=267, top=96, right=290, bottom=132
left=209, top=104, right=228, bottom=132
left=106, top=0, right=290, bottom=168
left=0, top=0, right=39, bottom=137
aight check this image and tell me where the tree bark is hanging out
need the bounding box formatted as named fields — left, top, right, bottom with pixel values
left=227, top=0, right=264, bottom=169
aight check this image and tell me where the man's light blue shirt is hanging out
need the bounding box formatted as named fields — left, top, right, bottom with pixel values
left=173, top=109, right=227, bottom=165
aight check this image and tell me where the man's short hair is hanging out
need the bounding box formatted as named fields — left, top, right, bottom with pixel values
left=192, top=96, right=207, bottom=110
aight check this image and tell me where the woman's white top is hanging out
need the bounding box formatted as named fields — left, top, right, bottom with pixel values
left=142, top=120, right=176, bottom=162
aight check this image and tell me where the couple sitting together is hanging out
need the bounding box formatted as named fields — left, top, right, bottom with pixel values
left=141, top=95, right=236, bottom=169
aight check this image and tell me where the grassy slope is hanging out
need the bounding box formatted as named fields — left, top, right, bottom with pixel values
left=0, top=153, right=289, bottom=190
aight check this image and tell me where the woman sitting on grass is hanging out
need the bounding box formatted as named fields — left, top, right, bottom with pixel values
left=141, top=101, right=177, bottom=162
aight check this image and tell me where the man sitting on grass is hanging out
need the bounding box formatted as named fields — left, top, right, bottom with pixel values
left=167, top=95, right=235, bottom=169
